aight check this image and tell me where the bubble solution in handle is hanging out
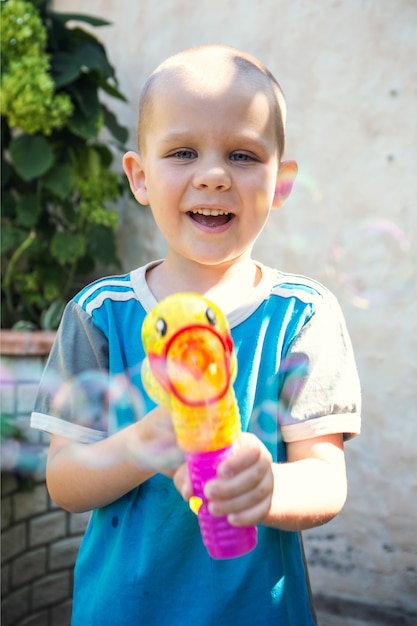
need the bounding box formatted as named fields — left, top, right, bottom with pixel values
left=187, top=445, right=258, bottom=559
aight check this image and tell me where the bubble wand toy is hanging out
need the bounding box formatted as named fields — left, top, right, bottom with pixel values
left=141, top=292, right=257, bottom=559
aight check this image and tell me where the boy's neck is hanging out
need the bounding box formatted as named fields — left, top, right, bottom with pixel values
left=146, top=256, right=262, bottom=311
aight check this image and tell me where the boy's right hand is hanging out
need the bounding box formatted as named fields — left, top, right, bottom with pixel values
left=46, top=406, right=185, bottom=513
left=132, top=406, right=185, bottom=478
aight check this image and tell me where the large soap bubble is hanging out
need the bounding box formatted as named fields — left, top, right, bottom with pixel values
left=327, top=218, right=414, bottom=309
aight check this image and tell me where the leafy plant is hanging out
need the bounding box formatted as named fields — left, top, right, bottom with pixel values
left=1, top=0, right=129, bottom=330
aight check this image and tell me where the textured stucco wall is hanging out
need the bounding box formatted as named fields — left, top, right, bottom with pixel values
left=53, top=0, right=417, bottom=615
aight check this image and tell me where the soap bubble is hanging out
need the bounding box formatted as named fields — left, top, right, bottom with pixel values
left=255, top=169, right=324, bottom=268
left=295, top=171, right=323, bottom=204
left=50, top=369, right=182, bottom=472
left=0, top=356, right=186, bottom=476
left=51, top=370, right=146, bottom=433
left=51, top=370, right=110, bottom=431
left=0, top=364, right=47, bottom=477
left=0, top=432, right=47, bottom=477
left=250, top=399, right=281, bottom=445
left=327, top=218, right=414, bottom=309
left=249, top=353, right=309, bottom=454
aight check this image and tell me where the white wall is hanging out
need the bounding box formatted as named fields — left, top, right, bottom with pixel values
left=53, top=0, right=417, bottom=614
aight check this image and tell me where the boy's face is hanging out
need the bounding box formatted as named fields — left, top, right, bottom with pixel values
left=125, top=66, right=285, bottom=270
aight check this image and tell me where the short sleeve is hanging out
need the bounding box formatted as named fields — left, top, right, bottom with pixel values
left=30, top=300, right=109, bottom=443
left=278, top=293, right=361, bottom=442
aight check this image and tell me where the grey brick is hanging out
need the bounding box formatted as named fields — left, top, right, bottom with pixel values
left=0, top=381, right=16, bottom=415
left=2, top=494, right=12, bottom=529
left=32, top=571, right=71, bottom=610
left=49, top=536, right=82, bottom=571
left=0, top=355, right=15, bottom=372
left=1, top=472, right=19, bottom=496
left=19, top=609, right=49, bottom=626
left=1, top=522, right=26, bottom=563
left=11, top=546, right=47, bottom=587
left=13, top=483, right=48, bottom=521
left=1, top=585, right=30, bottom=625
left=29, top=511, right=66, bottom=548
left=2, top=435, right=46, bottom=478
left=51, top=598, right=73, bottom=626
left=48, top=496, right=61, bottom=510
left=69, top=511, right=91, bottom=535
left=6, top=356, right=45, bottom=382
left=2, top=563, right=10, bottom=596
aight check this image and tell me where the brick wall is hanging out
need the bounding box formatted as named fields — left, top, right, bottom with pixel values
left=1, top=475, right=89, bottom=626
left=1, top=333, right=89, bottom=626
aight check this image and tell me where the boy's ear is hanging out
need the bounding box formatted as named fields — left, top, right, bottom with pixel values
left=123, top=151, right=149, bottom=205
left=272, top=160, right=298, bottom=209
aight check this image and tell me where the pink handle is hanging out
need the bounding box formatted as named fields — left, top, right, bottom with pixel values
left=187, top=445, right=257, bottom=559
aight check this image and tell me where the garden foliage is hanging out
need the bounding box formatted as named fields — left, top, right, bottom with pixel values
left=1, top=0, right=129, bottom=329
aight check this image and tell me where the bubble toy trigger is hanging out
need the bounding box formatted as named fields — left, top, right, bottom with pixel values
left=141, top=292, right=257, bottom=559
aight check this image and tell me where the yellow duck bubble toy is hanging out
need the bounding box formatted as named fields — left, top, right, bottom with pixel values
left=142, top=292, right=257, bottom=559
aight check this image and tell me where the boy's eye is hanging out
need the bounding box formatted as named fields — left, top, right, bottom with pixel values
left=172, top=149, right=195, bottom=159
left=230, top=152, right=253, bottom=162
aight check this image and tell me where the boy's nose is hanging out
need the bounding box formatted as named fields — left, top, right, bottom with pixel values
left=192, top=162, right=231, bottom=191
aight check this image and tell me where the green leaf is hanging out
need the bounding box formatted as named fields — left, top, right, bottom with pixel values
left=68, top=79, right=102, bottom=139
left=43, top=164, right=74, bottom=199
left=75, top=254, right=95, bottom=277
left=50, top=231, right=85, bottom=264
left=0, top=413, right=27, bottom=440
left=1, top=160, right=12, bottom=188
left=94, top=144, right=113, bottom=168
left=40, top=299, right=66, bottom=330
left=0, top=223, right=19, bottom=255
left=1, top=190, right=16, bottom=218
left=98, top=78, right=128, bottom=103
left=85, top=147, right=101, bottom=177
left=47, top=13, right=72, bottom=52
left=11, top=321, right=37, bottom=332
left=9, top=136, right=54, bottom=181
left=51, top=52, right=81, bottom=89
left=103, top=106, right=128, bottom=144
left=88, top=224, right=117, bottom=265
left=69, top=107, right=103, bottom=140
left=16, top=195, right=38, bottom=228
left=73, top=40, right=113, bottom=78
left=52, top=13, right=112, bottom=27
left=70, top=78, right=101, bottom=118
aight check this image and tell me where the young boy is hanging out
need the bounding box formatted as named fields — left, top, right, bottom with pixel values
left=31, top=44, right=361, bottom=625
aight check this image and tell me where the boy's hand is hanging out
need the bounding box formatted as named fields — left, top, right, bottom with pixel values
left=133, top=406, right=185, bottom=478
left=205, top=433, right=274, bottom=526
left=174, top=433, right=274, bottom=527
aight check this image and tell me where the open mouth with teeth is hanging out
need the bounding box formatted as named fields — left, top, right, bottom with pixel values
left=188, top=208, right=233, bottom=228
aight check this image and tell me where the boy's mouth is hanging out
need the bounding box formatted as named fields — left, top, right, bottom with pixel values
left=188, top=208, right=232, bottom=228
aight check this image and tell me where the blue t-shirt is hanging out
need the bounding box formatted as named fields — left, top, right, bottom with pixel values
left=31, top=261, right=361, bottom=626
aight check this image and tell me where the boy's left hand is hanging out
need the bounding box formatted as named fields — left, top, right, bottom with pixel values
left=174, top=433, right=274, bottom=527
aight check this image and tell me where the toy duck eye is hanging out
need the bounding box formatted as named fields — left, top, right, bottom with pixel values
left=156, top=318, right=167, bottom=337
left=205, top=307, right=216, bottom=326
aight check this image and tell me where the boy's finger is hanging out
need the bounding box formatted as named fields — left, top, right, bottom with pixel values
left=217, top=433, right=264, bottom=478
left=173, top=463, right=193, bottom=500
left=207, top=479, right=272, bottom=526
left=228, top=499, right=271, bottom=527
left=206, top=464, right=263, bottom=500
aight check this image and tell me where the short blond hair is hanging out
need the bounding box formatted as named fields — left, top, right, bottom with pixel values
left=137, top=44, right=287, bottom=158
